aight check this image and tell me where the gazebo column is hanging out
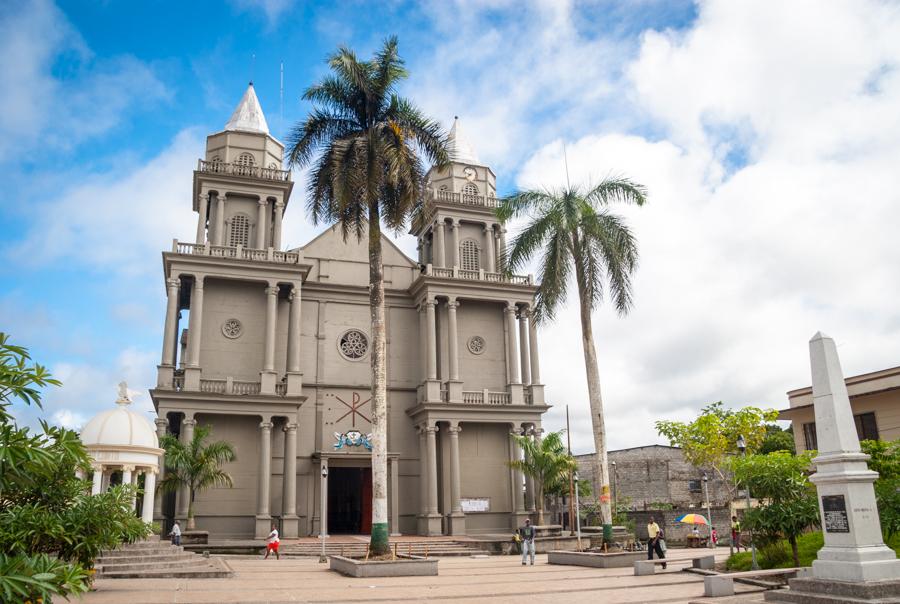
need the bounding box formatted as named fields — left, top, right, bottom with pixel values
left=122, top=465, right=135, bottom=512
left=91, top=465, right=103, bottom=495
left=141, top=470, right=156, bottom=523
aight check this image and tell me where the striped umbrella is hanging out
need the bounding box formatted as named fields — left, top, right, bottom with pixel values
left=675, top=513, right=709, bottom=525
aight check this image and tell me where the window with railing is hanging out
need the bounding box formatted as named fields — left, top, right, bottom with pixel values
left=236, top=152, right=255, bottom=176
left=460, top=239, right=480, bottom=271
left=462, top=183, right=478, bottom=202
left=229, top=213, right=250, bottom=247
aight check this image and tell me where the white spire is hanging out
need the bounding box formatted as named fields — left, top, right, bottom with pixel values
left=224, top=82, right=270, bottom=135
left=448, top=116, right=479, bottom=164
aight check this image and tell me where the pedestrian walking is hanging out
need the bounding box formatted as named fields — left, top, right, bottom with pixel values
left=731, top=516, right=742, bottom=552
left=711, top=526, right=718, bottom=547
left=646, top=516, right=666, bottom=568
left=264, top=522, right=280, bottom=560
left=168, top=520, right=182, bottom=546
left=518, top=518, right=536, bottom=566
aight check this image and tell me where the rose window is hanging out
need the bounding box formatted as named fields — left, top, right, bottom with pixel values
left=222, top=318, right=243, bottom=339
left=339, top=329, right=369, bottom=360
left=467, top=335, right=486, bottom=355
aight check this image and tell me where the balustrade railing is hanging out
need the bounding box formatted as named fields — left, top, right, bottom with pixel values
left=198, top=159, right=291, bottom=182
left=422, top=264, right=533, bottom=285
left=167, top=376, right=288, bottom=396
left=275, top=382, right=287, bottom=395
left=199, top=379, right=226, bottom=394
left=172, top=376, right=185, bottom=391
left=459, top=390, right=512, bottom=405
left=171, top=240, right=302, bottom=265
left=232, top=380, right=261, bottom=395
left=433, top=189, right=500, bottom=208
left=462, top=391, right=484, bottom=404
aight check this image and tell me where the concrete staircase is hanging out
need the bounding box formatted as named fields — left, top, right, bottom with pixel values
left=96, top=536, right=232, bottom=579
left=280, top=539, right=484, bottom=558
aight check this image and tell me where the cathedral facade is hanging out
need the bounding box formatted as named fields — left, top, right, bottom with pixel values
left=150, top=84, right=549, bottom=539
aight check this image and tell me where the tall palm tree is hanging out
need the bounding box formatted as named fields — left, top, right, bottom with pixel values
left=159, top=424, right=236, bottom=530
left=286, top=37, right=449, bottom=554
left=508, top=430, right=576, bottom=525
left=497, top=178, right=647, bottom=533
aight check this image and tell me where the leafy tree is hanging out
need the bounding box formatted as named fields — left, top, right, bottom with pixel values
left=508, top=430, right=577, bottom=525
left=759, top=424, right=796, bottom=455
left=861, top=438, right=900, bottom=539
left=0, top=333, right=150, bottom=602
left=656, top=402, right=779, bottom=494
left=159, top=424, right=236, bottom=530
left=498, top=178, right=648, bottom=530
left=286, top=36, right=449, bottom=555
left=730, top=450, right=820, bottom=566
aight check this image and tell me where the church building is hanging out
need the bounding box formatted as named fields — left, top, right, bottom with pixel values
left=150, top=84, right=550, bottom=539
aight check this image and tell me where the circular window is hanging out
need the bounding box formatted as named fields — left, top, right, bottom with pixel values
left=467, top=335, right=486, bottom=355
left=222, top=318, right=243, bottom=339
left=338, top=329, right=369, bottom=361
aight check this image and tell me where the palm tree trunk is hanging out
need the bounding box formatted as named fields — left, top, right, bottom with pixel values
left=187, top=488, right=196, bottom=530
left=368, top=201, right=390, bottom=555
left=572, top=240, right=613, bottom=531
left=537, top=483, right=545, bottom=526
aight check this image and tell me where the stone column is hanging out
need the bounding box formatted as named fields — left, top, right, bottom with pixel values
left=255, top=420, right=273, bottom=538
left=256, top=199, right=268, bottom=249
left=448, top=424, right=466, bottom=535
left=122, top=465, right=135, bottom=511
left=185, top=277, right=204, bottom=390
left=450, top=219, right=460, bottom=269
left=426, top=299, right=437, bottom=381
left=176, top=417, right=195, bottom=519
left=214, top=194, right=225, bottom=246
left=141, top=470, right=156, bottom=523
left=418, top=304, right=428, bottom=382
left=390, top=456, right=401, bottom=536
left=153, top=417, right=168, bottom=518
left=505, top=304, right=521, bottom=384
left=272, top=200, right=284, bottom=250
left=261, top=285, right=278, bottom=394
left=282, top=422, right=299, bottom=537
left=91, top=465, right=103, bottom=495
left=519, top=309, right=532, bottom=386
left=196, top=193, right=208, bottom=245
left=806, top=332, right=900, bottom=582
left=497, top=227, right=507, bottom=270
left=510, top=428, right=527, bottom=519
left=424, top=424, right=441, bottom=535
left=418, top=426, right=428, bottom=534
left=434, top=218, right=445, bottom=268
left=286, top=285, right=302, bottom=395
left=524, top=426, right=535, bottom=513
left=161, top=278, right=180, bottom=367
left=484, top=225, right=496, bottom=272
left=447, top=300, right=459, bottom=381
left=529, top=319, right=541, bottom=384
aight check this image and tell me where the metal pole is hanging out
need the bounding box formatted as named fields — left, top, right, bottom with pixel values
left=319, top=462, right=328, bottom=563
left=574, top=473, right=582, bottom=550
left=737, top=437, right=759, bottom=570
left=566, top=405, right=576, bottom=536
left=611, top=461, right=618, bottom=518
left=703, top=473, right=713, bottom=549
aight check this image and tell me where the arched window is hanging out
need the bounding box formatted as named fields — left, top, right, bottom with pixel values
left=229, top=213, right=250, bottom=247
left=209, top=155, right=223, bottom=172
left=462, top=183, right=479, bottom=202
left=460, top=239, right=480, bottom=271
left=236, top=153, right=255, bottom=176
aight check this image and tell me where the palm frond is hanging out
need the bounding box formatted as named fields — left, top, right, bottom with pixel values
left=533, top=227, right=572, bottom=324
left=584, top=177, right=648, bottom=208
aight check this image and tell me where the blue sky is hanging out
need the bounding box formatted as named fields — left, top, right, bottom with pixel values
left=3, top=0, right=900, bottom=452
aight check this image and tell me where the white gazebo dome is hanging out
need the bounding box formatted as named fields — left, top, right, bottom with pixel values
left=81, top=382, right=163, bottom=522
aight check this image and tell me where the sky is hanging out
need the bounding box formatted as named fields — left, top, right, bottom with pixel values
left=2, top=0, right=900, bottom=454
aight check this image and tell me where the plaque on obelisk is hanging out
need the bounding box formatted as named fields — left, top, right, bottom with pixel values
left=806, top=332, right=899, bottom=582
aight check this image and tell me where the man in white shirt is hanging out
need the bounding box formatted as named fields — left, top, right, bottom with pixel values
left=168, top=521, right=182, bottom=546
left=264, top=522, right=280, bottom=560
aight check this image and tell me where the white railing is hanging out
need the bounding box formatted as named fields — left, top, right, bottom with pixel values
left=172, top=376, right=185, bottom=391
left=171, top=240, right=302, bottom=264
left=275, top=382, right=287, bottom=395
left=433, top=189, right=500, bottom=209
left=232, top=380, right=261, bottom=395
left=462, top=391, right=483, bottom=404
left=198, top=159, right=291, bottom=182
left=460, top=390, right=512, bottom=405
left=199, top=379, right=226, bottom=394
left=422, top=264, right=533, bottom=285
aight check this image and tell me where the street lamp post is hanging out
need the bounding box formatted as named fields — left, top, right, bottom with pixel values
left=319, top=463, right=328, bottom=563
left=574, top=471, right=582, bottom=551
left=736, top=435, right=759, bottom=570
left=611, top=461, right=618, bottom=521
left=702, top=473, right=713, bottom=549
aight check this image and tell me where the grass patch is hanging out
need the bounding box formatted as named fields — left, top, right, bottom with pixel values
left=726, top=531, right=900, bottom=570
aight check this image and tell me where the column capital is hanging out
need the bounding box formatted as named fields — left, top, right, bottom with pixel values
left=166, top=278, right=181, bottom=290
left=510, top=427, right=524, bottom=436
left=446, top=299, right=459, bottom=310
left=450, top=217, right=460, bottom=227
left=182, top=417, right=197, bottom=427
left=265, top=285, right=279, bottom=296
left=90, top=462, right=103, bottom=472
left=425, top=298, right=437, bottom=309
left=519, top=305, right=532, bottom=318
left=155, top=417, right=169, bottom=429
left=259, top=421, right=274, bottom=431
left=447, top=425, right=462, bottom=435
left=258, top=198, right=269, bottom=206
left=274, top=199, right=285, bottom=209
left=505, top=303, right=518, bottom=314
left=289, top=284, right=301, bottom=300
left=122, top=464, right=136, bottom=473
left=283, top=422, right=298, bottom=433
left=434, top=216, right=444, bottom=226
left=192, top=275, right=205, bottom=289
left=483, top=224, right=493, bottom=234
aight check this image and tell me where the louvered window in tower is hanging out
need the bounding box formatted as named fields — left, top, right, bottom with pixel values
left=460, top=239, right=480, bottom=271
left=462, top=183, right=478, bottom=203
left=236, top=152, right=255, bottom=175
left=229, top=213, right=250, bottom=247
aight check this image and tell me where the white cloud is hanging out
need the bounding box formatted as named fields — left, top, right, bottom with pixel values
left=229, top=0, right=295, bottom=26
left=515, top=0, right=900, bottom=452
left=52, top=409, right=88, bottom=430
left=0, top=0, right=169, bottom=161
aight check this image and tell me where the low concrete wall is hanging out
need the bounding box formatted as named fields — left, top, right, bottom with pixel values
left=471, top=536, right=581, bottom=555
left=328, top=555, right=439, bottom=578
left=548, top=550, right=645, bottom=568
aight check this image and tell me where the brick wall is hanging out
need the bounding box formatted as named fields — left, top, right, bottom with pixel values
left=627, top=507, right=732, bottom=545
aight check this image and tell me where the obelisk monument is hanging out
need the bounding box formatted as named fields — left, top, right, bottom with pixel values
left=807, top=332, right=899, bottom=582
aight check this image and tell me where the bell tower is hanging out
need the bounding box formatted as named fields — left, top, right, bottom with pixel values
left=192, top=83, right=293, bottom=251
left=413, top=117, right=505, bottom=274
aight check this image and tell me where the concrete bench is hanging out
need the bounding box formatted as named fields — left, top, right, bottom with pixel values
left=634, top=555, right=715, bottom=576
left=703, top=568, right=802, bottom=597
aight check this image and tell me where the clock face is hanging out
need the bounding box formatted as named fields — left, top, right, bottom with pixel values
left=463, top=167, right=476, bottom=181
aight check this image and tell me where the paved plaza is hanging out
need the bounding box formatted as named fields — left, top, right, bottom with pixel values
left=76, top=548, right=764, bottom=603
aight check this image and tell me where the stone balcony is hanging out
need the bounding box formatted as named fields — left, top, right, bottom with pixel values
left=412, top=189, right=502, bottom=232
left=170, top=240, right=303, bottom=264
left=420, top=264, right=533, bottom=285
left=197, top=159, right=291, bottom=182
left=168, top=375, right=288, bottom=397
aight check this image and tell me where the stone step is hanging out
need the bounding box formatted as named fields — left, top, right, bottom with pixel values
left=764, top=589, right=894, bottom=604
left=786, top=577, right=900, bottom=600
left=100, top=565, right=232, bottom=580
left=98, top=558, right=214, bottom=574
left=97, top=552, right=195, bottom=565
left=100, top=546, right=184, bottom=557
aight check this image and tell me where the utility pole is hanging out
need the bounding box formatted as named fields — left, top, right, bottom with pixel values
left=566, top=405, right=576, bottom=536
left=703, top=473, right=713, bottom=548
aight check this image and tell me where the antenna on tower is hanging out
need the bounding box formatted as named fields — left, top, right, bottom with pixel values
left=279, top=61, right=284, bottom=137
left=250, top=53, right=256, bottom=84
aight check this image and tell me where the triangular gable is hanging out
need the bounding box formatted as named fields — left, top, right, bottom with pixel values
left=300, top=223, right=416, bottom=268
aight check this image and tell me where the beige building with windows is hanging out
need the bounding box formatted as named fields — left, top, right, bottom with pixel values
left=780, top=364, right=900, bottom=452
left=150, top=84, right=549, bottom=539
